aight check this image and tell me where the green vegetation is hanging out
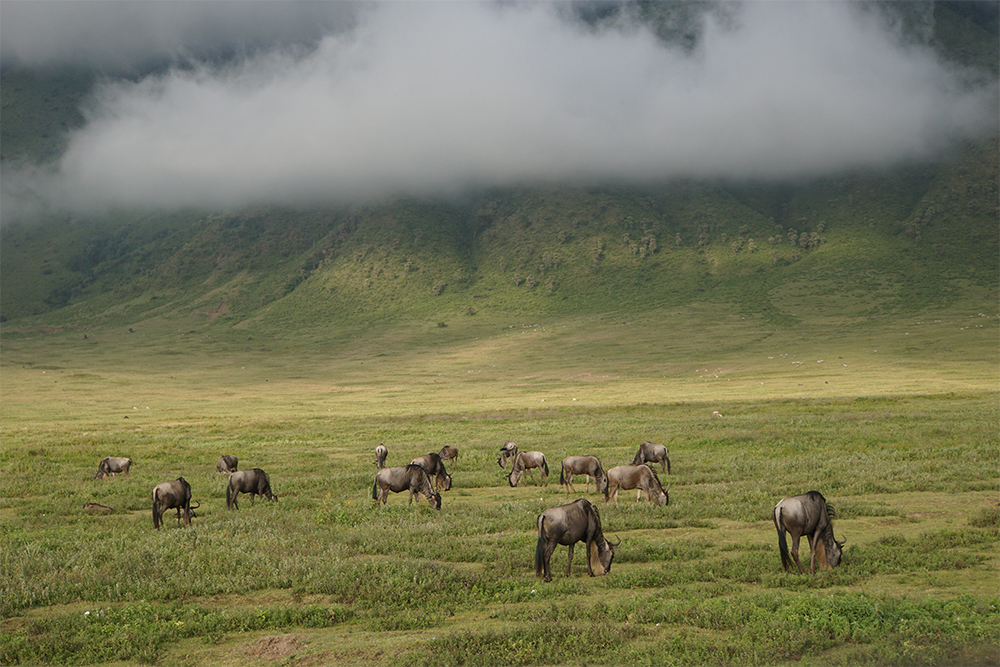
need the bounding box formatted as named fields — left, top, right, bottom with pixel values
left=1, top=4, right=997, bottom=664
left=1, top=312, right=997, bottom=664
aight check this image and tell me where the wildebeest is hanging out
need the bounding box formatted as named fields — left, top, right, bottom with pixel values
left=226, top=468, right=277, bottom=509
left=152, top=477, right=198, bottom=529
left=409, top=453, right=453, bottom=491
left=772, top=491, right=846, bottom=574
left=559, top=456, right=607, bottom=494
left=216, top=455, right=238, bottom=474
left=630, top=440, right=671, bottom=474
left=438, top=445, right=459, bottom=467
left=535, top=499, right=620, bottom=582
left=372, top=464, right=442, bottom=509
left=604, top=465, right=669, bottom=506
left=508, top=451, right=549, bottom=487
left=497, top=441, right=518, bottom=468
left=374, top=444, right=388, bottom=469
left=93, top=456, right=132, bottom=480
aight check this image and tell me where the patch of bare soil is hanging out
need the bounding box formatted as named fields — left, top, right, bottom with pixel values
left=247, top=634, right=305, bottom=659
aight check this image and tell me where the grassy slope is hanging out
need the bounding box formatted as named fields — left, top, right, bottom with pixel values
left=1, top=6, right=998, bottom=665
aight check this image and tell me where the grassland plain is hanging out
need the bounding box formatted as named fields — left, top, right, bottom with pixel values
left=1, top=298, right=998, bottom=667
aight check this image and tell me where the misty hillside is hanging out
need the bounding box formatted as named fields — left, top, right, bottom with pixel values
left=1, top=1, right=997, bottom=337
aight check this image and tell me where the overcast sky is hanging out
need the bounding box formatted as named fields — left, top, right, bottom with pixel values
left=2, top=1, right=996, bottom=216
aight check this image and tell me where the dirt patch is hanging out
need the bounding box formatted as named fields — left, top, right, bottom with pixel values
left=247, top=634, right=305, bottom=659
left=206, top=300, right=228, bottom=320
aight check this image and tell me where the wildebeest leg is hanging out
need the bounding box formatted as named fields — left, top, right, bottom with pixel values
left=636, top=488, right=643, bottom=502
left=790, top=533, right=806, bottom=574
left=809, top=533, right=823, bottom=574
left=379, top=487, right=389, bottom=505
left=565, top=543, right=575, bottom=577
left=543, top=542, right=557, bottom=582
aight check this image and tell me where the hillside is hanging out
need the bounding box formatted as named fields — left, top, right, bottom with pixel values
left=1, top=1, right=997, bottom=345
left=2, top=138, right=997, bottom=335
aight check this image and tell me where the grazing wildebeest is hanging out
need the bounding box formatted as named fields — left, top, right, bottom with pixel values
left=604, top=465, right=669, bottom=506
left=216, top=455, right=238, bottom=474
left=226, top=468, right=277, bottom=509
left=559, top=456, right=607, bottom=494
left=535, top=499, right=620, bottom=582
left=497, top=441, right=518, bottom=468
left=409, top=453, right=453, bottom=491
left=438, top=445, right=459, bottom=467
left=374, top=444, right=388, bottom=469
left=372, top=464, right=441, bottom=509
left=93, top=456, right=132, bottom=480
left=508, top=451, right=549, bottom=487
left=152, top=477, right=198, bottom=529
left=630, top=440, right=671, bottom=474
left=772, top=491, right=845, bottom=574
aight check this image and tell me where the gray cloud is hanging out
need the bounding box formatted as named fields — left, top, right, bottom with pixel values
left=3, top=1, right=997, bottom=216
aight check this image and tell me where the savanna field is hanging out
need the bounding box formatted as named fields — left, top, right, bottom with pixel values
left=1, top=297, right=997, bottom=666
left=1, top=5, right=998, bottom=663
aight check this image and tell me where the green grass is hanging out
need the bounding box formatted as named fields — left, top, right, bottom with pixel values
left=1, top=303, right=997, bottom=665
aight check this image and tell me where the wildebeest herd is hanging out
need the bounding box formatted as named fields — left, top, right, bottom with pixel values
left=91, top=453, right=277, bottom=529
left=91, top=439, right=845, bottom=579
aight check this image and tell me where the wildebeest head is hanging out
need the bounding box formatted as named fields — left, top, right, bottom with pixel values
left=598, top=535, right=622, bottom=574
left=827, top=535, right=846, bottom=567
left=498, top=441, right=518, bottom=468
left=428, top=490, right=442, bottom=510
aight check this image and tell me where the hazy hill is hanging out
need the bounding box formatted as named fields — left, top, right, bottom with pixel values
left=1, top=1, right=997, bottom=341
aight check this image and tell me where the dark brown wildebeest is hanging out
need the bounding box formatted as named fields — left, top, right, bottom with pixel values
left=216, top=455, right=238, bottom=474
left=772, top=491, right=845, bottom=574
left=409, top=453, right=452, bottom=491
left=372, top=464, right=442, bottom=509
left=604, top=465, right=669, bottom=506
left=94, top=456, right=132, bottom=480
left=508, top=451, right=549, bottom=487
left=438, top=445, right=459, bottom=467
left=559, top=456, right=607, bottom=494
left=152, top=477, right=198, bottom=529
left=374, top=444, right=388, bottom=469
left=630, top=441, right=671, bottom=474
left=535, top=498, right=620, bottom=582
left=227, top=468, right=277, bottom=509
left=497, top=441, right=518, bottom=468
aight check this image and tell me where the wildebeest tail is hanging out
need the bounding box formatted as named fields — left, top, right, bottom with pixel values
left=774, top=507, right=792, bottom=571
left=226, top=482, right=233, bottom=509
left=559, top=467, right=565, bottom=485
left=534, top=515, right=547, bottom=576
left=542, top=458, right=549, bottom=475
left=152, top=491, right=160, bottom=528
left=371, top=479, right=378, bottom=501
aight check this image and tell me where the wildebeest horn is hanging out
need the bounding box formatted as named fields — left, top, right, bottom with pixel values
left=836, top=534, right=846, bottom=547
left=610, top=536, right=621, bottom=547
left=190, top=501, right=201, bottom=510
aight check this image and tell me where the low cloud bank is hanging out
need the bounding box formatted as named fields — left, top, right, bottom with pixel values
left=3, top=2, right=996, bottom=218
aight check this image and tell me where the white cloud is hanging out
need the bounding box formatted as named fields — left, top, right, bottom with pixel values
left=4, top=1, right=996, bottom=215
